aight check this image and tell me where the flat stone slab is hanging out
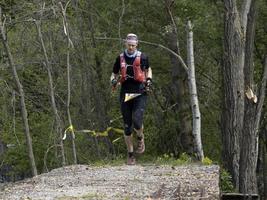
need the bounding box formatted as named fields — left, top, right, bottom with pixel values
left=0, top=164, right=220, bottom=199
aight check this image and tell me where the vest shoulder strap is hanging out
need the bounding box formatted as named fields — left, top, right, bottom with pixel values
left=120, top=53, right=126, bottom=67
left=134, top=51, right=141, bottom=66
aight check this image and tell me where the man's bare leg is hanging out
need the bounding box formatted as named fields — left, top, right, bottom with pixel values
left=124, top=135, right=135, bottom=165
left=134, top=125, right=145, bottom=154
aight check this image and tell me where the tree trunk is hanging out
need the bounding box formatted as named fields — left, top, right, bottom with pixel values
left=186, top=20, right=204, bottom=161
left=167, top=31, right=193, bottom=155
left=87, top=1, right=114, bottom=156
left=239, top=0, right=260, bottom=193
left=165, top=0, right=193, bottom=155
left=0, top=8, right=37, bottom=176
left=223, top=0, right=266, bottom=193
left=60, top=2, right=77, bottom=164
left=264, top=128, right=267, bottom=200
left=258, top=127, right=267, bottom=200
left=35, top=20, right=66, bottom=166
left=222, top=0, right=245, bottom=189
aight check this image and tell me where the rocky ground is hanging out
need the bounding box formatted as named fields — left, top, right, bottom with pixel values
left=0, top=164, right=220, bottom=200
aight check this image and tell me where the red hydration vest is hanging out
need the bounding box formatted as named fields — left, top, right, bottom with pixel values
left=120, top=51, right=146, bottom=83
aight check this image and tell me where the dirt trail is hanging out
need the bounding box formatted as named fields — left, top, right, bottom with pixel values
left=0, top=164, right=220, bottom=200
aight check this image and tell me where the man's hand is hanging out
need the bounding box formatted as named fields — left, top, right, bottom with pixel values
left=145, top=78, right=152, bottom=92
left=111, top=79, right=118, bottom=87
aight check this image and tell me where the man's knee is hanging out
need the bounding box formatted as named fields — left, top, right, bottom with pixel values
left=133, top=115, right=142, bottom=129
left=133, top=109, right=144, bottom=130
left=124, top=124, right=132, bottom=136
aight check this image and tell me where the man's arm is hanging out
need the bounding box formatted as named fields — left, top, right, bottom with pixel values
left=110, top=73, right=120, bottom=89
left=111, top=56, right=121, bottom=86
left=145, top=67, right=152, bottom=92
left=110, top=72, right=119, bottom=82
left=146, top=67, right=152, bottom=80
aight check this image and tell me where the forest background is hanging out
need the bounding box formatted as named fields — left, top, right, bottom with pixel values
left=0, top=0, right=266, bottom=198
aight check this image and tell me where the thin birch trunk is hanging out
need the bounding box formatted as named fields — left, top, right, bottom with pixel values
left=186, top=20, right=204, bottom=161
left=0, top=7, right=37, bottom=176
left=35, top=20, right=66, bottom=166
left=60, top=1, right=77, bottom=164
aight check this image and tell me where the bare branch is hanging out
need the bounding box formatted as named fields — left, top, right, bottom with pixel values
left=59, top=0, right=77, bottom=164
left=0, top=7, right=7, bottom=41
left=43, top=145, right=62, bottom=172
left=95, top=37, right=188, bottom=71
left=118, top=0, right=125, bottom=44
left=165, top=0, right=180, bottom=53
left=65, top=0, right=72, bottom=13
left=241, top=0, right=252, bottom=34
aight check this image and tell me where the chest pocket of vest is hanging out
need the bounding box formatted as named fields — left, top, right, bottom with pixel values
left=132, top=55, right=145, bottom=82
left=120, top=52, right=146, bottom=83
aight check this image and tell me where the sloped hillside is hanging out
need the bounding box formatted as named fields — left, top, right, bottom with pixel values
left=0, top=164, right=220, bottom=199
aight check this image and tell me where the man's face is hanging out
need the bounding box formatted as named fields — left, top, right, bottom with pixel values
left=126, top=43, right=137, bottom=54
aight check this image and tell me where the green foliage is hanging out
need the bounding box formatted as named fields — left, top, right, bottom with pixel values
left=154, top=152, right=192, bottom=166
left=202, top=157, right=213, bottom=165
left=2, top=144, right=30, bottom=176
left=220, top=169, right=235, bottom=193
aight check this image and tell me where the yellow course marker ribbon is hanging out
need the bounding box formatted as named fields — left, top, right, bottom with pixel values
left=62, top=125, right=74, bottom=140
left=62, top=126, right=124, bottom=143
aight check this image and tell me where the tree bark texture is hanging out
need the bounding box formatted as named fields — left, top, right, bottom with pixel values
left=223, top=0, right=266, bottom=193
left=165, top=0, right=194, bottom=155
left=264, top=128, right=267, bottom=200
left=258, top=127, right=267, bottom=200
left=167, top=31, right=193, bottom=155
left=186, top=21, right=204, bottom=161
left=0, top=8, right=37, bottom=176
left=222, top=0, right=245, bottom=189
left=239, top=0, right=259, bottom=193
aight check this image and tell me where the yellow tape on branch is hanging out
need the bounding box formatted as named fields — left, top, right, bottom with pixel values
left=62, top=124, right=74, bottom=140
left=112, top=137, right=122, bottom=143
left=62, top=126, right=124, bottom=143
